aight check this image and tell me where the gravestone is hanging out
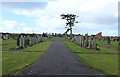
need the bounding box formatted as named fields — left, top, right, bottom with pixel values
left=79, top=36, right=82, bottom=45
left=74, top=36, right=77, bottom=43
left=93, top=37, right=97, bottom=50
left=84, top=33, right=88, bottom=48
left=115, top=38, right=118, bottom=41
left=3, top=35, right=6, bottom=40
left=107, top=37, right=111, bottom=45
left=98, top=37, right=101, bottom=41
left=31, top=37, right=34, bottom=45
left=24, top=36, right=29, bottom=47
left=81, top=35, right=84, bottom=46
left=102, top=37, right=105, bottom=43
left=16, top=37, right=20, bottom=49
left=21, top=35, right=23, bottom=48
left=21, top=36, right=25, bottom=48
left=88, top=36, right=92, bottom=48
left=76, top=36, right=79, bottom=44
left=5, top=34, right=8, bottom=40
left=71, top=37, right=75, bottom=42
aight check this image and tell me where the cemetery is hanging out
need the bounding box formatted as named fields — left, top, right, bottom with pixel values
left=0, top=14, right=119, bottom=77
left=1, top=31, right=119, bottom=76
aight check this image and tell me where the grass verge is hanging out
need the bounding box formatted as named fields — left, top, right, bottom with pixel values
left=16, top=40, right=53, bottom=52
left=2, top=52, right=44, bottom=75
left=96, top=40, right=118, bottom=50
left=64, top=41, right=118, bottom=53
left=64, top=41, right=118, bottom=75
left=2, top=40, right=53, bottom=52
left=76, top=54, right=118, bottom=75
left=2, top=39, right=16, bottom=45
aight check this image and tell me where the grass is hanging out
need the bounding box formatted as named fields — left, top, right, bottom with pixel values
left=64, top=40, right=118, bottom=75
left=2, top=52, right=44, bottom=75
left=2, top=38, right=54, bottom=75
left=2, top=44, right=16, bottom=51
left=96, top=40, right=118, bottom=50
left=1, top=39, right=53, bottom=52
left=16, top=40, right=53, bottom=52
left=76, top=54, right=118, bottom=75
left=2, top=39, right=16, bottom=45
left=64, top=41, right=118, bottom=54
left=97, top=46, right=118, bottom=54
left=1, top=38, right=17, bottom=51
left=50, top=37, right=70, bottom=41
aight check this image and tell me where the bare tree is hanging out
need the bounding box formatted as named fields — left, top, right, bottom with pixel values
left=60, top=13, right=79, bottom=37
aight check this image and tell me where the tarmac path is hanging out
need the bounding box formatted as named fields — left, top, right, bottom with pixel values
left=20, top=40, right=104, bottom=76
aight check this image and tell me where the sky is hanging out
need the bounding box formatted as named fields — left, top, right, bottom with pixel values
left=0, top=0, right=119, bottom=36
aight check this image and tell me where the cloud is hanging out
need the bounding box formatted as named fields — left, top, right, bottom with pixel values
left=22, top=27, right=32, bottom=33
left=2, top=2, right=48, bottom=10
left=1, top=0, right=119, bottom=36
left=1, top=20, right=26, bottom=33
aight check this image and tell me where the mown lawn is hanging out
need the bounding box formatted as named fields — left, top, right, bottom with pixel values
left=0, top=52, right=1, bottom=76
left=2, top=39, right=53, bottom=52
left=1, top=38, right=17, bottom=51
left=0, top=38, right=2, bottom=44
left=77, top=54, right=118, bottom=75
left=2, top=39, right=53, bottom=75
left=64, top=41, right=118, bottom=53
left=2, top=44, right=16, bottom=51
left=2, top=39, right=16, bottom=45
left=96, top=40, right=118, bottom=50
left=16, top=40, right=53, bottom=52
left=2, top=52, right=44, bottom=75
left=64, top=41, right=118, bottom=75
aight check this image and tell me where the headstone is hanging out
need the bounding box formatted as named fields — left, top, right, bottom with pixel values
left=98, top=37, right=101, bottom=41
left=93, top=37, right=97, bottom=49
left=84, top=33, right=88, bottom=47
left=88, top=36, right=92, bottom=48
left=71, top=37, right=74, bottom=42
left=115, top=38, right=118, bottom=41
left=5, top=34, right=8, bottom=40
left=74, top=36, right=77, bottom=43
left=3, top=35, right=6, bottom=40
left=16, top=37, right=20, bottom=49
left=22, top=36, right=25, bottom=48
left=79, top=36, right=82, bottom=45
left=107, top=37, right=111, bottom=45
left=102, top=37, right=105, bottom=43
left=81, top=35, right=84, bottom=46
left=31, top=37, right=34, bottom=45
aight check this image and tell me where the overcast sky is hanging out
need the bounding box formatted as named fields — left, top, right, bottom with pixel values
left=0, top=0, right=119, bottom=36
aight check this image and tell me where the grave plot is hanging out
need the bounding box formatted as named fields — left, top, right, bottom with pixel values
left=1, top=39, right=17, bottom=51
left=96, top=37, right=119, bottom=50
left=1, top=34, right=50, bottom=51
left=1, top=33, right=10, bottom=40
left=70, top=33, right=119, bottom=53
left=2, top=36, right=54, bottom=75
left=64, top=35, right=119, bottom=75
left=16, top=35, right=44, bottom=49
left=2, top=52, right=44, bottom=75
left=16, top=40, right=53, bottom=52
left=72, top=33, right=99, bottom=50
left=2, top=39, right=16, bottom=46
left=64, top=37, right=118, bottom=75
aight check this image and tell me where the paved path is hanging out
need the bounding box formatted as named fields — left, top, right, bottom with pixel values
left=20, top=40, right=104, bottom=75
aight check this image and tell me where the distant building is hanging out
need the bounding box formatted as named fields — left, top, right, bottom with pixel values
left=95, top=32, right=102, bottom=37
left=91, top=32, right=102, bottom=37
